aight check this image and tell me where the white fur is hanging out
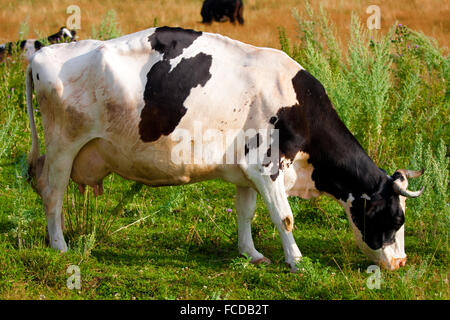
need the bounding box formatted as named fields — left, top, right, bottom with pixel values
left=61, top=27, right=73, bottom=39
left=361, top=193, right=371, bottom=200
left=284, top=152, right=321, bottom=199
left=236, top=186, right=264, bottom=261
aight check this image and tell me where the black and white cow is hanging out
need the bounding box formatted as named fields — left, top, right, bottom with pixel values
left=0, top=26, right=76, bottom=61
left=46, top=26, right=77, bottom=44
left=201, top=0, right=244, bottom=25
left=0, top=39, right=43, bottom=62
left=26, top=27, right=423, bottom=272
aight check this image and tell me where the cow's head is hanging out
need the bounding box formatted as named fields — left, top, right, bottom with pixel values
left=344, top=169, right=424, bottom=270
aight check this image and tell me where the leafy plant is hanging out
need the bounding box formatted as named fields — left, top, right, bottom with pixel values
left=280, top=0, right=448, bottom=217
left=91, top=9, right=122, bottom=40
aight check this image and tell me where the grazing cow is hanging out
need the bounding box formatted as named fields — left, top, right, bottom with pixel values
left=0, top=26, right=76, bottom=61
left=46, top=26, right=77, bottom=44
left=0, top=40, right=43, bottom=62
left=26, top=26, right=423, bottom=271
left=201, top=0, right=244, bottom=25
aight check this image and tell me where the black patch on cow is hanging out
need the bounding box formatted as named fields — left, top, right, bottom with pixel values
left=201, top=0, right=244, bottom=24
left=271, top=69, right=404, bottom=249
left=270, top=170, right=279, bottom=181
left=47, top=29, right=62, bottom=43
left=34, top=41, right=43, bottom=51
left=148, top=27, right=203, bottom=60
left=244, top=133, right=262, bottom=155
left=6, top=43, right=13, bottom=55
left=392, top=171, right=405, bottom=182
left=139, top=52, right=213, bottom=142
left=269, top=116, right=277, bottom=125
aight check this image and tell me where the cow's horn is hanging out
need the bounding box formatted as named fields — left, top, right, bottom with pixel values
left=393, top=180, right=425, bottom=198
left=397, top=169, right=425, bottom=179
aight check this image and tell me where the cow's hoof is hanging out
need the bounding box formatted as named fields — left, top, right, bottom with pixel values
left=44, top=227, right=50, bottom=246
left=51, top=239, right=68, bottom=253
left=251, top=257, right=271, bottom=265
left=285, top=262, right=299, bottom=273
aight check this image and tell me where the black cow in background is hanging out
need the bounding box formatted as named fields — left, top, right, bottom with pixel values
left=0, top=26, right=76, bottom=62
left=201, top=0, right=244, bottom=25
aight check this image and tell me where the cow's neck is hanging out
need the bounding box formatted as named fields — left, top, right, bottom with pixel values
left=305, top=119, right=387, bottom=202
left=310, top=133, right=387, bottom=201
left=287, top=69, right=387, bottom=202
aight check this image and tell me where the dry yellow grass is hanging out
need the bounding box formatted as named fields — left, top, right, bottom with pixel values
left=0, top=0, right=448, bottom=50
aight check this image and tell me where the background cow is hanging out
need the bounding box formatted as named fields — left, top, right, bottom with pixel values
left=201, top=0, right=244, bottom=25
left=26, top=27, right=423, bottom=272
left=0, top=26, right=76, bottom=61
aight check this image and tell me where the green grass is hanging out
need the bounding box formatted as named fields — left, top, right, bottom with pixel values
left=0, top=6, right=448, bottom=300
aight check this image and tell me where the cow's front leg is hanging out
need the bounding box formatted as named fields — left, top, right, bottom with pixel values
left=235, top=186, right=270, bottom=264
left=246, top=168, right=302, bottom=272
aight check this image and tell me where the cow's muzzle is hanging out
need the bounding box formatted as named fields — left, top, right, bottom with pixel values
left=381, top=256, right=407, bottom=270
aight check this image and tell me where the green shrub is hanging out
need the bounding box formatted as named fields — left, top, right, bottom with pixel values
left=279, top=1, right=448, bottom=223
left=91, top=9, right=122, bottom=40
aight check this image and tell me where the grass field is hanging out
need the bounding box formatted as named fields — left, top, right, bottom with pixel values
left=0, top=1, right=448, bottom=300
left=0, top=0, right=448, bottom=50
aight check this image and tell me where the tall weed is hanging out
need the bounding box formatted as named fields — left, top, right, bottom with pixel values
left=280, top=1, right=448, bottom=207
left=91, top=9, right=122, bottom=40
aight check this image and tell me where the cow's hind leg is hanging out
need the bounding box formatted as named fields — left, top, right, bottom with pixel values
left=37, top=147, right=79, bottom=252
left=235, top=186, right=270, bottom=264
left=245, top=168, right=302, bottom=271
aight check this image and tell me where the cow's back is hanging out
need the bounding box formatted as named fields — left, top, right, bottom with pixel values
left=31, top=27, right=303, bottom=187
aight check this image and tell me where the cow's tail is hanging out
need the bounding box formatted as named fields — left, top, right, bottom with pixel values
left=26, top=64, right=40, bottom=183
